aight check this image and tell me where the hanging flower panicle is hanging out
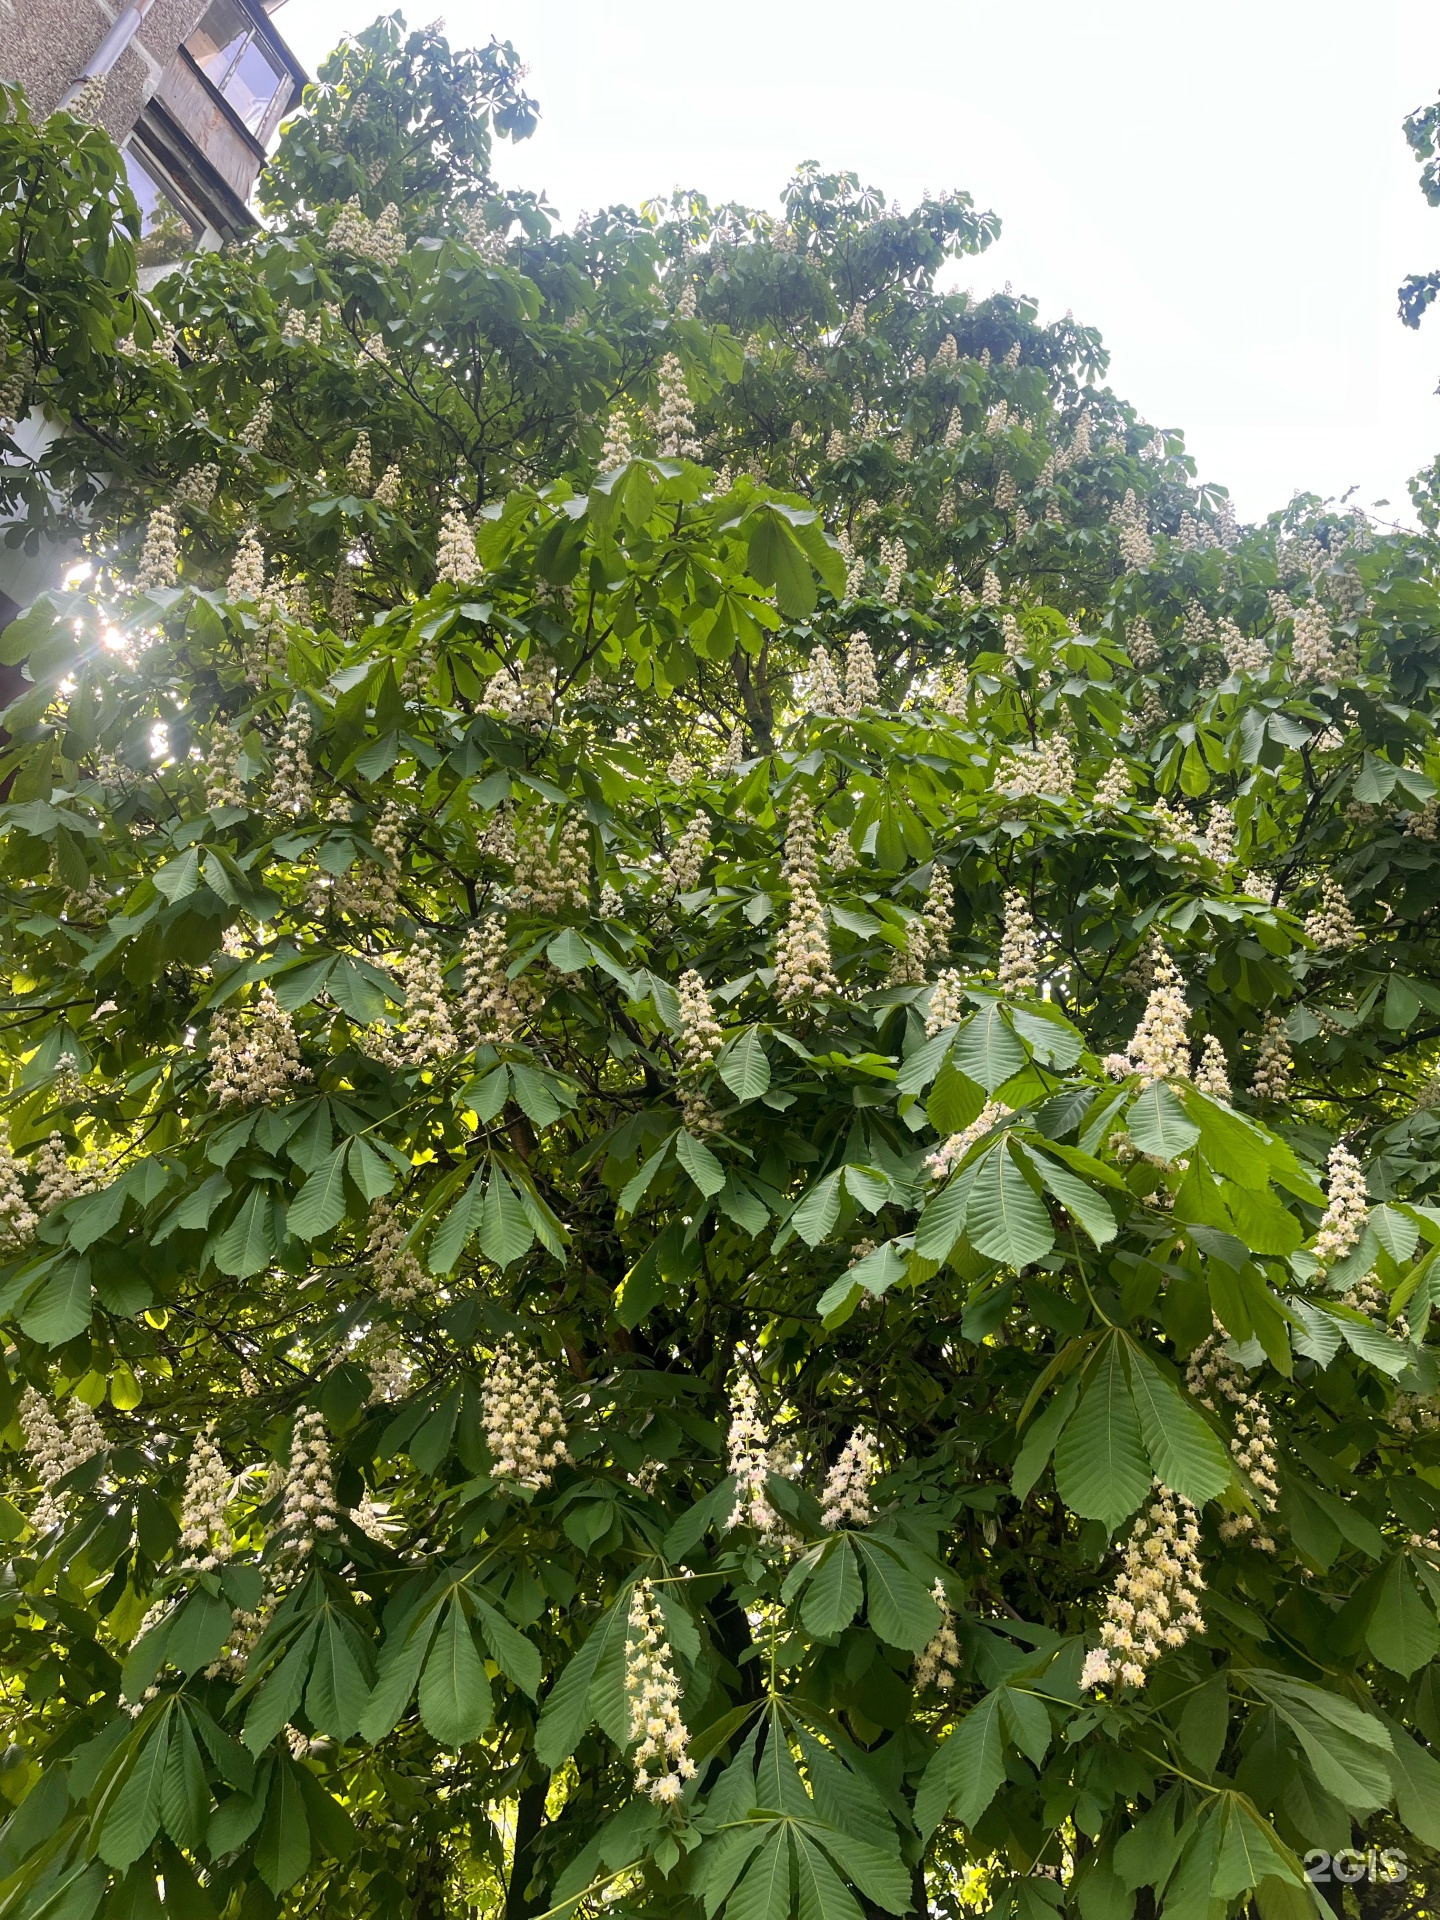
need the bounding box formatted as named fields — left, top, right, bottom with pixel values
left=1095, top=758, right=1131, bottom=808
left=481, top=1337, right=571, bottom=1487
left=1250, top=1014, right=1292, bottom=1103
left=269, top=703, right=312, bottom=817
left=807, top=646, right=843, bottom=713
left=33, top=1133, right=99, bottom=1214
left=842, top=633, right=880, bottom=713
left=653, top=354, right=700, bottom=459
left=460, top=920, right=529, bottom=1045
left=1128, top=949, right=1191, bottom=1084
left=391, top=929, right=457, bottom=1065
left=0, top=1130, right=38, bottom=1252
left=626, top=1579, right=696, bottom=1804
left=211, top=987, right=310, bottom=1107
left=511, top=812, right=589, bottom=914
left=915, top=1581, right=960, bottom=1692
left=1185, top=1319, right=1278, bottom=1548
left=600, top=412, right=633, bottom=469
left=226, top=529, right=265, bottom=602
left=1193, top=1035, right=1231, bottom=1101
left=275, top=1408, right=336, bottom=1559
left=1081, top=1483, right=1205, bottom=1690
left=136, top=506, right=179, bottom=590
left=775, top=794, right=839, bottom=1002
left=20, top=1388, right=105, bottom=1534
left=365, top=1198, right=430, bottom=1307
left=925, top=969, right=966, bottom=1038
left=179, top=1428, right=233, bottom=1571
left=666, top=814, right=711, bottom=891
left=820, top=1428, right=879, bottom=1528
left=725, top=1360, right=778, bottom=1536
left=1314, top=1141, right=1369, bottom=1270
left=435, top=500, right=478, bottom=585
left=997, top=889, right=1040, bottom=997
left=926, top=1101, right=1011, bottom=1181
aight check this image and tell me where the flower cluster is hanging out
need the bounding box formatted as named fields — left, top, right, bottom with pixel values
left=460, top=920, right=529, bottom=1044
left=925, top=969, right=967, bottom=1038
left=1219, top=618, right=1269, bottom=677
left=998, top=890, right=1040, bottom=998
left=1128, top=950, right=1191, bottom=1084
left=239, top=391, right=272, bottom=452
left=373, top=461, right=402, bottom=506
left=480, top=655, right=553, bottom=729
left=179, top=1429, right=233, bottom=1571
left=1204, top=803, right=1235, bottom=868
left=1193, top=1035, right=1231, bottom=1101
left=481, top=1337, right=571, bottom=1487
left=1314, top=1141, right=1369, bottom=1270
left=1290, top=602, right=1339, bottom=682
left=806, top=646, right=843, bottom=712
left=1109, top=489, right=1152, bottom=569
left=1185, top=1320, right=1279, bottom=1547
left=843, top=633, right=880, bottom=713
left=1081, top=1484, right=1205, bottom=1690
left=435, top=501, right=478, bottom=585
left=269, top=703, right=312, bottom=817
left=1094, top=758, right=1132, bottom=808
left=997, top=736, right=1073, bottom=800
left=20, top=1387, right=105, bottom=1534
left=926, top=1101, right=1011, bottom=1180
left=600, top=412, right=633, bottom=469
left=275, top=1408, right=337, bottom=1559
left=820, top=1428, right=879, bottom=1527
left=365, top=1198, right=430, bottom=1307
left=676, top=970, right=723, bottom=1076
left=880, top=535, right=907, bottom=604
left=666, top=814, right=711, bottom=891
left=390, top=930, right=457, bottom=1066
left=136, top=506, right=179, bottom=590
left=33, top=1133, right=99, bottom=1215
left=1250, top=1014, right=1293, bottom=1103
left=776, top=794, right=838, bottom=1002
left=510, top=811, right=589, bottom=914
left=915, top=1581, right=960, bottom=1693
left=725, top=1361, right=779, bottom=1535
left=211, top=987, right=310, bottom=1107
left=226, top=529, right=265, bottom=602
left=626, top=1580, right=696, bottom=1804
left=653, top=354, right=700, bottom=459
left=1304, top=876, right=1359, bottom=951
left=346, top=431, right=372, bottom=494
left=0, top=1135, right=37, bottom=1253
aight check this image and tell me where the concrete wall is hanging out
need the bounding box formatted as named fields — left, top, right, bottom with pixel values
left=0, top=0, right=210, bottom=136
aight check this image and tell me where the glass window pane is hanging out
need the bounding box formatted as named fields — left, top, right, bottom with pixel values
left=219, top=37, right=285, bottom=134
left=185, top=0, right=253, bottom=82
left=122, top=147, right=199, bottom=268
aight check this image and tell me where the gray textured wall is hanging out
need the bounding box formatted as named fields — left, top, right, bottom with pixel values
left=0, top=0, right=209, bottom=133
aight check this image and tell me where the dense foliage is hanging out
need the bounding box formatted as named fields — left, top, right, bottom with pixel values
left=6, top=19, right=1440, bottom=1919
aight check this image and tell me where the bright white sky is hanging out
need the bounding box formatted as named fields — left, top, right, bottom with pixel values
left=273, top=0, right=1440, bottom=525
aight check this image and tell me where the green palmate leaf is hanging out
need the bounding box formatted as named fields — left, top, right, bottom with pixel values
left=534, top=1610, right=612, bottom=1771
left=1250, top=1672, right=1394, bottom=1812
left=966, top=1143, right=1055, bottom=1265
left=1366, top=1558, right=1440, bottom=1675
left=304, top=1611, right=373, bottom=1740
left=429, top=1168, right=485, bottom=1274
left=855, top=1538, right=942, bottom=1650
left=725, top=1828, right=791, bottom=1920
left=1027, top=1145, right=1119, bottom=1246
left=791, top=1169, right=843, bottom=1247
left=1054, top=1341, right=1151, bottom=1530
left=1126, top=1082, right=1200, bottom=1161
left=800, top=1538, right=863, bottom=1636
left=475, top=1598, right=542, bottom=1698
left=792, top=1829, right=866, bottom=1920
left=953, top=1003, right=1027, bottom=1092
left=418, top=1597, right=494, bottom=1745
left=1125, top=1344, right=1232, bottom=1507
left=479, top=1165, right=534, bottom=1267
left=212, top=1186, right=280, bottom=1278
left=358, top=1604, right=443, bottom=1745
left=99, top=1716, right=171, bottom=1870
left=255, top=1760, right=311, bottom=1895
left=917, top=1689, right=1005, bottom=1837
left=159, top=1712, right=208, bottom=1852
left=718, top=1027, right=771, bottom=1100
left=1012, top=1380, right=1080, bottom=1501
left=676, top=1129, right=726, bottom=1197
left=1380, top=1713, right=1440, bottom=1847
left=287, top=1143, right=350, bottom=1240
